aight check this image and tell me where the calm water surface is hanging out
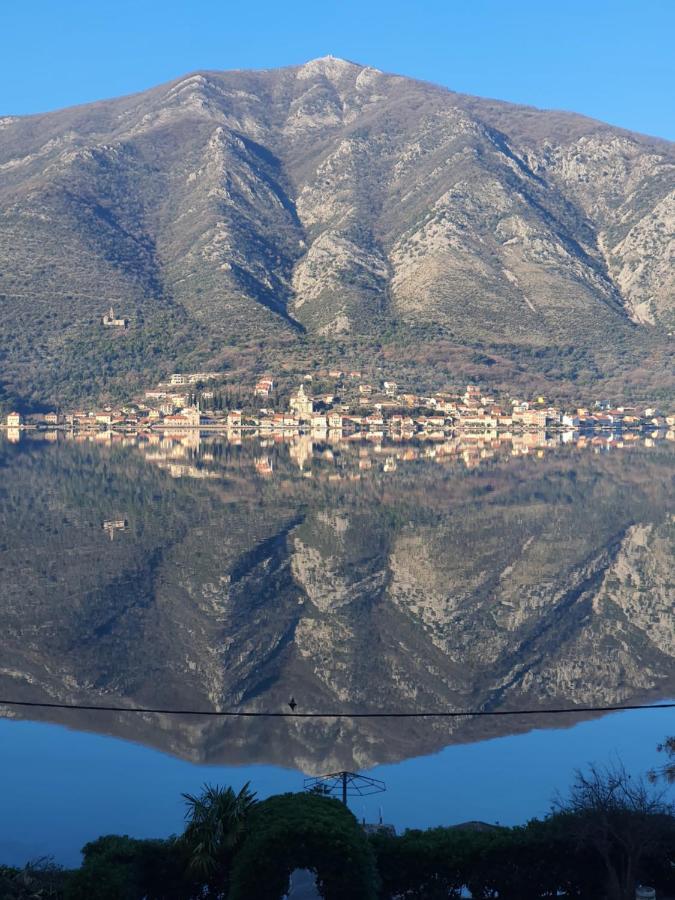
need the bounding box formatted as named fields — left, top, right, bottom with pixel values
left=0, top=431, right=673, bottom=864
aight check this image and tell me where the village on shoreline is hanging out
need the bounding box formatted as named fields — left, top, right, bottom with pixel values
left=3, top=369, right=673, bottom=440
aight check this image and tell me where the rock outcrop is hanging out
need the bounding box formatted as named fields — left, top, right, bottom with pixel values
left=0, top=57, right=673, bottom=405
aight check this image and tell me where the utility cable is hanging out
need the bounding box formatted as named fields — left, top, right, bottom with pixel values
left=0, top=698, right=673, bottom=719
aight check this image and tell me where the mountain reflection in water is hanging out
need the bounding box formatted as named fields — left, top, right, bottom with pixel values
left=0, top=432, right=673, bottom=773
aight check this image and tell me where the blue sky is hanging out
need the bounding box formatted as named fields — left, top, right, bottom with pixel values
left=0, top=0, right=673, bottom=139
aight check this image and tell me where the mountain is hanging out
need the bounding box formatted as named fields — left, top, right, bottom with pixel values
left=1, top=436, right=673, bottom=771
left=0, top=57, right=673, bottom=407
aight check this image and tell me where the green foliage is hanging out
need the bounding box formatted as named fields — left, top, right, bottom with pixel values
left=649, top=735, right=675, bottom=784
left=5, top=779, right=674, bottom=899
left=64, top=835, right=194, bottom=900
left=459, top=820, right=599, bottom=900
left=228, top=792, right=379, bottom=900
left=370, top=811, right=673, bottom=900
left=370, top=827, right=470, bottom=898
left=553, top=763, right=675, bottom=900
left=180, top=782, right=257, bottom=897
left=0, top=859, right=67, bottom=899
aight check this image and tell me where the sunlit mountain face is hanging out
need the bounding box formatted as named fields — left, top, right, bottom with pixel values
left=1, top=57, right=674, bottom=411
left=0, top=432, right=673, bottom=773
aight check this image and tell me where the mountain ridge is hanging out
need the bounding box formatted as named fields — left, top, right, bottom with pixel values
left=0, top=58, right=673, bottom=408
left=6, top=56, right=675, bottom=146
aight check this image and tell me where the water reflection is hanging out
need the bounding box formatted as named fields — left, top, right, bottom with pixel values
left=0, top=432, right=673, bottom=773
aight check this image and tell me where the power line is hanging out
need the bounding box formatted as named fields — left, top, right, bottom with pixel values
left=0, top=698, right=673, bottom=719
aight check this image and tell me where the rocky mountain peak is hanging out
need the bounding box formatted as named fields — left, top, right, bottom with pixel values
left=0, top=60, right=672, bottom=408
left=297, top=55, right=367, bottom=79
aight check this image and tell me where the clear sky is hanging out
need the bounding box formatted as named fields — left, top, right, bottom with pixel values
left=0, top=0, right=673, bottom=139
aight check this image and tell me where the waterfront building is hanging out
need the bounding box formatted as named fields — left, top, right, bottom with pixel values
left=290, top=384, right=314, bottom=422
left=512, top=409, right=548, bottom=429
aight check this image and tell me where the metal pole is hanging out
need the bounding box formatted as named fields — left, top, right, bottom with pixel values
left=342, top=772, right=347, bottom=806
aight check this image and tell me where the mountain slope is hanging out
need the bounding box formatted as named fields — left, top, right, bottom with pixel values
left=0, top=57, right=673, bottom=406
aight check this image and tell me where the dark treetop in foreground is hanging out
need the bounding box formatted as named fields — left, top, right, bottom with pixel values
left=4, top=764, right=675, bottom=899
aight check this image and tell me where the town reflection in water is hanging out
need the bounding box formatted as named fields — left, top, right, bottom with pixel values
left=0, top=430, right=673, bottom=774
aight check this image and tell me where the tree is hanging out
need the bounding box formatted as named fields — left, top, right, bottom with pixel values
left=65, top=836, right=143, bottom=900
left=649, top=736, right=675, bottom=784
left=307, top=782, right=333, bottom=797
left=64, top=835, right=193, bottom=900
left=0, top=858, right=67, bottom=900
left=370, top=827, right=469, bottom=899
left=370, top=821, right=591, bottom=900
left=181, top=782, right=257, bottom=898
left=554, top=762, right=675, bottom=900
left=228, top=792, right=379, bottom=900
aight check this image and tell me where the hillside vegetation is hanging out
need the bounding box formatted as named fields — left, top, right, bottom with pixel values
left=0, top=57, right=673, bottom=407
